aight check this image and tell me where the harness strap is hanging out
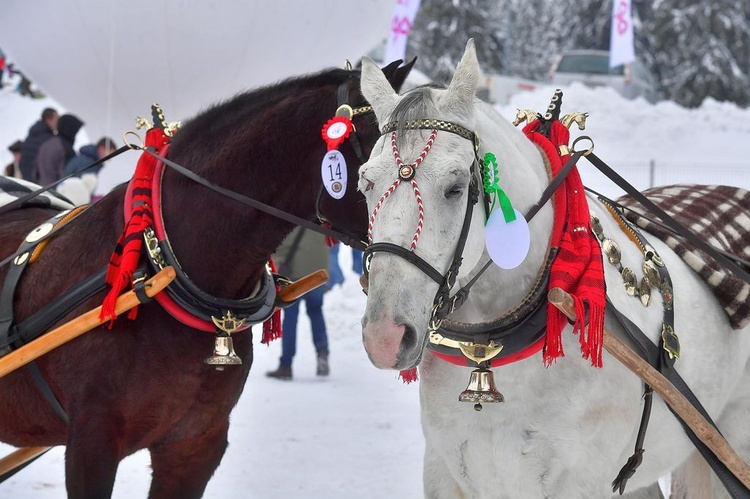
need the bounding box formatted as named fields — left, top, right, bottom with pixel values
left=607, top=302, right=750, bottom=498
left=586, top=152, right=750, bottom=285
left=145, top=158, right=276, bottom=331
left=439, top=150, right=586, bottom=317
left=0, top=210, right=86, bottom=423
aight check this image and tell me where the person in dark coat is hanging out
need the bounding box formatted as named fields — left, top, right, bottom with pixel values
left=19, top=107, right=58, bottom=181
left=3, top=140, right=23, bottom=178
left=267, top=227, right=331, bottom=380
left=64, top=137, right=117, bottom=178
left=36, top=114, right=84, bottom=186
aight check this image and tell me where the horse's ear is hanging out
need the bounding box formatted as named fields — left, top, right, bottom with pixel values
left=447, top=39, right=480, bottom=110
left=361, top=56, right=398, bottom=125
left=383, top=57, right=417, bottom=93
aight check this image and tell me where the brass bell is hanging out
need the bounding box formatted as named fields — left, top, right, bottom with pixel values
left=205, top=335, right=242, bottom=370
left=459, top=367, right=504, bottom=411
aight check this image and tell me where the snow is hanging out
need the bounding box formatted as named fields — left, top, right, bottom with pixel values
left=1, top=77, right=749, bottom=497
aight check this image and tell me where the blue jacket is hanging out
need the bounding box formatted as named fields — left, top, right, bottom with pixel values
left=64, top=145, right=101, bottom=177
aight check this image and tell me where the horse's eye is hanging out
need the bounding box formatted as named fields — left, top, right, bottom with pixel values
left=444, top=184, right=464, bottom=199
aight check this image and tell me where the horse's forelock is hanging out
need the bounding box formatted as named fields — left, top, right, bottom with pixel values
left=391, top=87, right=439, bottom=150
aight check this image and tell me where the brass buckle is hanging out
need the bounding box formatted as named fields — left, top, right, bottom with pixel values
left=143, top=227, right=166, bottom=270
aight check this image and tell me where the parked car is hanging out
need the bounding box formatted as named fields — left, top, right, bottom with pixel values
left=549, top=49, right=660, bottom=103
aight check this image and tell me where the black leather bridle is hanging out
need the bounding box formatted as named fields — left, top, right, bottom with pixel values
left=314, top=78, right=377, bottom=251
left=363, top=119, right=485, bottom=325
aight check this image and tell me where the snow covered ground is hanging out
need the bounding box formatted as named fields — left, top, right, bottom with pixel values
left=0, top=77, right=749, bottom=498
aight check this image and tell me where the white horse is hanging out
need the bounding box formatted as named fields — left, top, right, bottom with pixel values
left=357, top=40, right=750, bottom=498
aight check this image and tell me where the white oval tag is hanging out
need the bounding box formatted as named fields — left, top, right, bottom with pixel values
left=484, top=208, right=530, bottom=269
left=321, top=149, right=348, bottom=200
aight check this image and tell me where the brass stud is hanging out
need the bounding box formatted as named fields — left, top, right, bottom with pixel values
left=602, top=238, right=621, bottom=265
left=590, top=213, right=603, bottom=237
left=642, top=260, right=660, bottom=288
left=639, top=278, right=651, bottom=307
left=622, top=267, right=637, bottom=296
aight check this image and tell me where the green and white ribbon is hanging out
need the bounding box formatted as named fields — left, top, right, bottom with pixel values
left=482, top=152, right=516, bottom=224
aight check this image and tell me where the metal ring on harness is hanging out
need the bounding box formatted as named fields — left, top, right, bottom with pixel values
left=122, top=130, right=144, bottom=150
left=571, top=135, right=595, bottom=156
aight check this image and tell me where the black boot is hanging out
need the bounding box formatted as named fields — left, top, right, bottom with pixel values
left=316, top=354, right=329, bottom=376
left=266, top=366, right=292, bottom=380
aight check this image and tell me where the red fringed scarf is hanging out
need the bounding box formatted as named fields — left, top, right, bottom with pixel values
left=100, top=127, right=169, bottom=325
left=262, top=258, right=283, bottom=344
left=523, top=120, right=606, bottom=367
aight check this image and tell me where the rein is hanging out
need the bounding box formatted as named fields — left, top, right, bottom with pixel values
left=0, top=145, right=130, bottom=219
left=363, top=115, right=588, bottom=341
left=139, top=145, right=368, bottom=251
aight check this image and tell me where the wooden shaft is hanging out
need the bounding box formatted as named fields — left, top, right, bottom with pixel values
left=276, top=269, right=329, bottom=304
left=0, top=267, right=322, bottom=477
left=548, top=287, right=750, bottom=489
left=0, top=446, right=50, bottom=477
left=0, top=266, right=177, bottom=379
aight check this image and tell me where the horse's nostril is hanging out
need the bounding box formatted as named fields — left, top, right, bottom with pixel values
left=401, top=324, right=417, bottom=352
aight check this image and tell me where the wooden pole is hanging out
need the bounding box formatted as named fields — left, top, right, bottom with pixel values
left=0, top=266, right=325, bottom=478
left=0, top=446, right=50, bottom=478
left=0, top=266, right=325, bottom=379
left=548, top=287, right=750, bottom=489
left=0, top=266, right=177, bottom=379
left=276, top=269, right=329, bottom=304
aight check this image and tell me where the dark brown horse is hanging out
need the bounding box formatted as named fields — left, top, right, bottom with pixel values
left=0, top=60, right=413, bottom=498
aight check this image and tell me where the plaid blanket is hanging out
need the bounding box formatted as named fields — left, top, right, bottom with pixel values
left=0, top=175, right=74, bottom=212
left=617, top=184, right=750, bottom=329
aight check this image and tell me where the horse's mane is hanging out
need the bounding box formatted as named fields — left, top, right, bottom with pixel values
left=171, top=67, right=354, bottom=151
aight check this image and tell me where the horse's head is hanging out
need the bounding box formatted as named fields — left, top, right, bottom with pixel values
left=358, top=40, right=488, bottom=370
left=317, top=59, right=416, bottom=247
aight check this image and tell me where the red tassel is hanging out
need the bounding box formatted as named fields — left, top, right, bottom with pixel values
left=543, top=301, right=566, bottom=366
left=399, top=368, right=418, bottom=384
left=262, top=258, right=283, bottom=344
left=320, top=222, right=339, bottom=248
left=262, top=309, right=282, bottom=345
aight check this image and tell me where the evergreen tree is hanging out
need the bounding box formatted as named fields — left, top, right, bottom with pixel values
left=504, top=0, right=572, bottom=80
left=635, top=0, right=749, bottom=107
left=409, top=0, right=508, bottom=83
left=407, top=0, right=749, bottom=108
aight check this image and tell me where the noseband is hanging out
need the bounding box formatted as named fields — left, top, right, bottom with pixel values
left=363, top=119, right=485, bottom=324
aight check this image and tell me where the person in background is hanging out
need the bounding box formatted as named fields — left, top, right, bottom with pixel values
left=19, top=107, right=59, bottom=181
left=0, top=48, right=6, bottom=89
left=351, top=248, right=363, bottom=275
left=64, top=136, right=117, bottom=177
left=36, top=114, right=83, bottom=186
left=267, top=227, right=330, bottom=380
left=327, top=244, right=345, bottom=289
left=3, top=140, right=23, bottom=178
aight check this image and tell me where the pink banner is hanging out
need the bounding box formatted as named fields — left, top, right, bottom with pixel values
left=610, top=0, right=635, bottom=68
left=384, top=0, right=421, bottom=64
